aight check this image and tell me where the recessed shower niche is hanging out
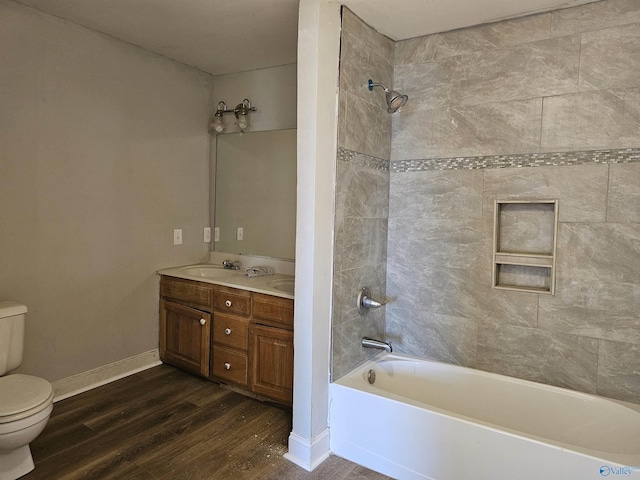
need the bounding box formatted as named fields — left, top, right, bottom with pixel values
left=492, top=200, right=559, bottom=294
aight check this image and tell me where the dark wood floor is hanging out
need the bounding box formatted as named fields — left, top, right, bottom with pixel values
left=23, top=364, right=391, bottom=480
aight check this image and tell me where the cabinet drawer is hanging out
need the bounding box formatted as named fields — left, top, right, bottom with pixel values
left=252, top=293, right=294, bottom=330
left=213, top=313, right=248, bottom=350
left=213, top=287, right=251, bottom=316
left=160, top=277, right=213, bottom=310
left=212, top=346, right=248, bottom=386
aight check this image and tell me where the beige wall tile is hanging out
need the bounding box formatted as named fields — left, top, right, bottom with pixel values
left=386, top=309, right=478, bottom=367
left=335, top=159, right=389, bottom=219
left=477, top=324, right=599, bottom=394
left=341, top=7, right=394, bottom=61
left=539, top=278, right=640, bottom=344
left=541, top=89, right=640, bottom=151
left=557, top=222, right=640, bottom=284
left=340, top=29, right=393, bottom=104
left=333, top=8, right=391, bottom=379
left=389, top=169, right=484, bottom=220
left=394, top=55, right=466, bottom=93
left=550, top=0, right=640, bottom=37
left=394, top=34, right=439, bottom=66
left=608, top=163, right=640, bottom=223
left=458, top=35, right=580, bottom=106
left=579, top=23, right=640, bottom=92
left=597, top=340, right=640, bottom=403
left=436, top=13, right=551, bottom=59
left=483, top=164, right=609, bottom=222
left=429, top=99, right=543, bottom=158
left=343, top=91, right=391, bottom=159
left=388, top=218, right=486, bottom=269
left=334, top=217, right=387, bottom=272
left=538, top=221, right=640, bottom=344
left=390, top=107, right=438, bottom=161
left=337, top=92, right=347, bottom=148
left=333, top=316, right=383, bottom=380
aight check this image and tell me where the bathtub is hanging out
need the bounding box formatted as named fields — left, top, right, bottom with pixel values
left=329, top=353, right=640, bottom=480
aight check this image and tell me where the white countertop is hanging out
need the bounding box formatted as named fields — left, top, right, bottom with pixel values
left=157, top=264, right=294, bottom=300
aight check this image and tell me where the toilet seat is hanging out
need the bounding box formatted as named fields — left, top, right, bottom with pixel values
left=0, top=375, right=53, bottom=423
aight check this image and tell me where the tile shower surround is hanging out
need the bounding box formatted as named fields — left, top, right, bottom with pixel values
left=386, top=153, right=640, bottom=404
left=332, top=8, right=391, bottom=380
left=333, top=0, right=640, bottom=404
left=335, top=145, right=640, bottom=403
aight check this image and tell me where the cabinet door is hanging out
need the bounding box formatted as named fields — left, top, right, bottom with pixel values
left=160, top=300, right=211, bottom=377
left=249, top=324, right=293, bottom=405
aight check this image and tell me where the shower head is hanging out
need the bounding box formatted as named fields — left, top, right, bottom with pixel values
left=368, top=79, right=408, bottom=114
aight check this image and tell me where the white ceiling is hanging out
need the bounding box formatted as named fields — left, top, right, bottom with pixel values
left=342, top=0, right=599, bottom=41
left=15, top=0, right=300, bottom=76
left=15, top=0, right=599, bottom=76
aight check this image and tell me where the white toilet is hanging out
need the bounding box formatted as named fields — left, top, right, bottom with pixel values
left=0, top=302, right=53, bottom=480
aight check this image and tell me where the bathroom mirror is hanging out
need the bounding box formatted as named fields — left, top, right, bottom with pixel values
left=214, top=129, right=296, bottom=260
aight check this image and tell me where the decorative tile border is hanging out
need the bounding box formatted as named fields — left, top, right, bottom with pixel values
left=389, top=148, right=640, bottom=173
left=337, top=147, right=389, bottom=171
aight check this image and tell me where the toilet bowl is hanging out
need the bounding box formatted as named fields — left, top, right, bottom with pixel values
left=0, top=375, right=53, bottom=480
left=0, top=303, right=54, bottom=480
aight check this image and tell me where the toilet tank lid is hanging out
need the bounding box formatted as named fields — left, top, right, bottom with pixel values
left=0, top=301, right=27, bottom=318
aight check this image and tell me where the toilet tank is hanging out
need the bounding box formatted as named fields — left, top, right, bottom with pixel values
left=0, top=301, right=27, bottom=375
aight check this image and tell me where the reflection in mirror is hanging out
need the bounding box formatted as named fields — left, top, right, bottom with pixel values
left=214, top=129, right=296, bottom=260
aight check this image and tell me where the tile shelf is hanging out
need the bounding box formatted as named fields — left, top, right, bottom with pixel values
left=492, top=200, right=559, bottom=295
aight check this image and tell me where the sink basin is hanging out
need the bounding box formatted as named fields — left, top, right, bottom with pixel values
left=268, top=279, right=295, bottom=295
left=179, top=265, right=238, bottom=279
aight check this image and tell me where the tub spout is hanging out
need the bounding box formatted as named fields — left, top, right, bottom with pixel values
left=361, top=337, right=392, bottom=353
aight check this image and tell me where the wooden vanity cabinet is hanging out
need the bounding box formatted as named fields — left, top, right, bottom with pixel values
left=159, top=277, right=213, bottom=377
left=159, top=275, right=294, bottom=405
left=250, top=294, right=294, bottom=405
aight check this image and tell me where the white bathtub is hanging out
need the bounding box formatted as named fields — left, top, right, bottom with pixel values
left=330, top=353, right=640, bottom=480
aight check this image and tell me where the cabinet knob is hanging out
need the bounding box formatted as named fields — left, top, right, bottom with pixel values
left=225, top=300, right=232, bottom=308
left=200, top=318, right=206, bottom=326
left=224, top=362, right=231, bottom=370
left=224, top=327, right=232, bottom=335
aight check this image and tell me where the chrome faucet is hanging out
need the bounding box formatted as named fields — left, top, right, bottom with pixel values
left=222, top=260, right=241, bottom=270
left=357, top=287, right=392, bottom=316
left=361, top=337, right=392, bottom=353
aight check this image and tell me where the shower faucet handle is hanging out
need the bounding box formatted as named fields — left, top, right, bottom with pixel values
left=357, top=287, right=392, bottom=315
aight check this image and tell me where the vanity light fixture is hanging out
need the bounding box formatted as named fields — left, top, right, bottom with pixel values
left=209, top=98, right=256, bottom=133
left=211, top=101, right=226, bottom=133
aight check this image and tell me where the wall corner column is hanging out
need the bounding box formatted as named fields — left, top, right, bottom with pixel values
left=285, top=0, right=341, bottom=471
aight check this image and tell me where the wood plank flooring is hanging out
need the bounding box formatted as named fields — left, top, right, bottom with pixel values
left=23, top=364, right=391, bottom=480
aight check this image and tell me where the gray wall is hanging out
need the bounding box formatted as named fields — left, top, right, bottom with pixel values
left=387, top=0, right=640, bottom=403
left=0, top=2, right=212, bottom=381
left=332, top=9, right=392, bottom=379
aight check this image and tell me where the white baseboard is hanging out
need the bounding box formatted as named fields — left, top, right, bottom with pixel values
left=52, top=349, right=161, bottom=402
left=284, top=428, right=331, bottom=472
